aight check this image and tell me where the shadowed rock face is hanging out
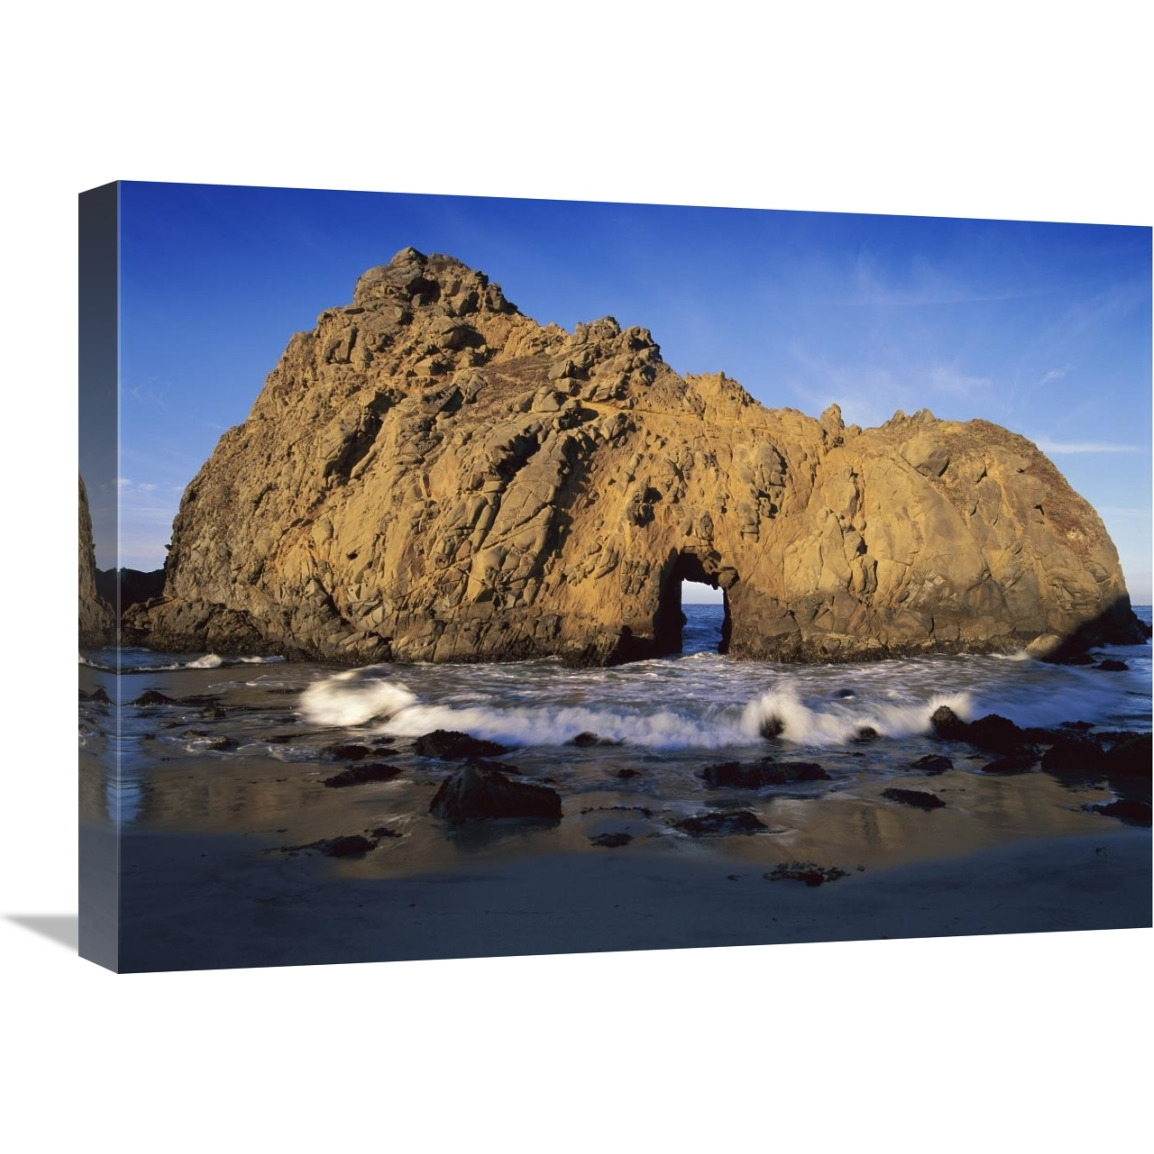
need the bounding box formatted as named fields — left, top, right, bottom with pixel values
left=125, top=248, right=1146, bottom=665
left=79, top=475, right=114, bottom=648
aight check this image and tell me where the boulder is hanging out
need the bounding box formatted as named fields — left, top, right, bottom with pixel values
left=130, top=689, right=176, bottom=706
left=1090, top=799, right=1152, bottom=827
left=882, top=787, right=946, bottom=810
left=413, top=729, right=511, bottom=760
left=323, top=763, right=403, bottom=788
left=589, top=832, right=633, bottom=847
left=910, top=754, right=953, bottom=774
left=673, top=810, right=768, bottom=836
left=122, top=249, right=1146, bottom=665
left=702, top=759, right=830, bottom=788
left=429, top=763, right=561, bottom=823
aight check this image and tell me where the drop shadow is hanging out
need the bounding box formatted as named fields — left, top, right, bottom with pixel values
left=6, top=914, right=79, bottom=952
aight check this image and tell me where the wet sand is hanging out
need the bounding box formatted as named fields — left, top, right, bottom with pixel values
left=106, top=822, right=1149, bottom=972
left=81, top=747, right=1152, bottom=972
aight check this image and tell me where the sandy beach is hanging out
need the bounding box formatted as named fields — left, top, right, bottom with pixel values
left=79, top=639, right=1152, bottom=973
left=101, top=823, right=1149, bottom=972
left=80, top=739, right=1151, bottom=972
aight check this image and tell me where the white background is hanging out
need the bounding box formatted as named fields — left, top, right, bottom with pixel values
left=1, top=5, right=1149, bottom=1151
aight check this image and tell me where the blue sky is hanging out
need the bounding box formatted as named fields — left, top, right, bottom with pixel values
left=105, top=181, right=1152, bottom=601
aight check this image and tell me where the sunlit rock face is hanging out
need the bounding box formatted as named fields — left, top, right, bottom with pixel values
left=79, top=475, right=114, bottom=648
left=124, top=248, right=1145, bottom=665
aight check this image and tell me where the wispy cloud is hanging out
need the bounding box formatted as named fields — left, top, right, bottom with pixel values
left=1032, top=435, right=1144, bottom=455
left=850, top=250, right=1041, bottom=309
left=1038, top=364, right=1073, bottom=386
left=928, top=362, right=993, bottom=397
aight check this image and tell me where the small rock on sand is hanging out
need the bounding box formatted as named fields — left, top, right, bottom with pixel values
left=881, top=787, right=946, bottom=810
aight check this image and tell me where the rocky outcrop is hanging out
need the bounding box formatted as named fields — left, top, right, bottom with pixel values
left=79, top=476, right=114, bottom=648
left=125, top=248, right=1147, bottom=665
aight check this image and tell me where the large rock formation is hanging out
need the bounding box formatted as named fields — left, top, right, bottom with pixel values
left=125, top=248, right=1146, bottom=665
left=79, top=475, right=115, bottom=648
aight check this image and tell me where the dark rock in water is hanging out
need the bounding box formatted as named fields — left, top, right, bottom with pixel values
left=966, top=714, right=1028, bottom=753
left=759, top=716, right=785, bottom=739
left=80, top=686, right=112, bottom=705
left=208, top=737, right=238, bottom=751
left=930, top=706, right=969, bottom=740
left=1103, top=733, right=1152, bottom=781
left=882, top=787, right=946, bottom=810
left=429, top=763, right=561, bottom=823
left=570, top=731, right=621, bottom=747
left=1090, top=799, right=1152, bottom=827
left=1096, top=659, right=1129, bottom=672
left=764, top=761, right=830, bottom=785
left=589, top=832, right=633, bottom=848
left=766, top=862, right=849, bottom=886
left=980, top=746, right=1039, bottom=774
left=323, top=762, right=404, bottom=788
left=852, top=727, right=879, bottom=743
left=616, top=768, right=641, bottom=779
left=932, top=709, right=1034, bottom=754
left=325, top=742, right=375, bottom=761
left=702, top=759, right=829, bottom=788
left=1041, top=736, right=1106, bottom=776
left=701, top=761, right=762, bottom=789
left=369, top=826, right=402, bottom=839
left=674, top=810, right=768, bottom=837
left=911, top=754, right=953, bottom=774
left=131, top=689, right=176, bottom=706
left=414, top=729, right=511, bottom=760
left=832, top=688, right=855, bottom=699
left=466, top=757, right=524, bottom=776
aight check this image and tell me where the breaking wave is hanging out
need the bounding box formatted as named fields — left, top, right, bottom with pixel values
left=297, top=668, right=984, bottom=750
left=738, top=687, right=976, bottom=746
left=299, top=668, right=418, bottom=727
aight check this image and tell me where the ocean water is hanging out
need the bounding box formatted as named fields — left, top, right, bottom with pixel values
left=80, top=606, right=1152, bottom=840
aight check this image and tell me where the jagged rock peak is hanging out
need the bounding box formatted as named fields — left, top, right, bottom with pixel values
left=125, top=255, right=1147, bottom=666
left=351, top=246, right=517, bottom=317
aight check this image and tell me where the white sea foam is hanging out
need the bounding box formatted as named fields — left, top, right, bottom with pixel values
left=120, top=653, right=286, bottom=673
left=296, top=663, right=988, bottom=750
left=376, top=701, right=739, bottom=750
left=739, top=687, right=975, bottom=747
left=299, top=669, right=417, bottom=727
left=296, top=631, right=1150, bottom=753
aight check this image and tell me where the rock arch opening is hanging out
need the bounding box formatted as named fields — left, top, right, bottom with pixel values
left=655, top=552, right=733, bottom=656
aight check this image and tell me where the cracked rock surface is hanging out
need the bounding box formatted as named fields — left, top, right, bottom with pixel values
left=124, top=248, right=1145, bottom=665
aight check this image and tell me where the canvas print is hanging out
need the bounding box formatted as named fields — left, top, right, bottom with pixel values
left=79, top=182, right=1152, bottom=973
